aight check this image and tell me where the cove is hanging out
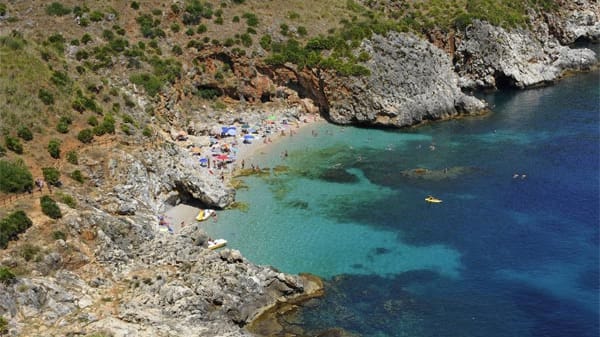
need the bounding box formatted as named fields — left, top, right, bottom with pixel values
left=203, top=69, right=599, bottom=337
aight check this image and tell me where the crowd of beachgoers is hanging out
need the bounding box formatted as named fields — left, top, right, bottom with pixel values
left=156, top=112, right=321, bottom=234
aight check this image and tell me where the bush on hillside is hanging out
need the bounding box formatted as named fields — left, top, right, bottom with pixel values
left=19, top=243, right=40, bottom=261
left=38, top=88, right=55, bottom=105
left=56, top=121, right=69, bottom=133
left=0, top=145, right=5, bottom=157
left=17, top=126, right=33, bottom=141
left=70, top=170, right=84, bottom=183
left=41, top=167, right=60, bottom=186
left=40, top=195, right=62, bottom=219
left=46, top=2, right=71, bottom=16
left=5, top=135, right=23, bottom=154
left=47, top=139, right=61, bottom=159
left=0, top=267, right=16, bottom=285
left=0, top=4, right=7, bottom=17
left=77, top=129, right=94, bottom=143
left=0, top=210, right=33, bottom=249
left=52, top=230, right=67, bottom=240
left=0, top=159, right=33, bottom=193
left=66, top=150, right=78, bottom=164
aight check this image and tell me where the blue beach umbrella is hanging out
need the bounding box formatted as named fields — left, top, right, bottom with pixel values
left=244, top=134, right=254, bottom=140
left=199, top=157, right=208, bottom=163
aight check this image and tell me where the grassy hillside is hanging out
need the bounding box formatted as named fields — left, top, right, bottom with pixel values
left=0, top=0, right=560, bottom=202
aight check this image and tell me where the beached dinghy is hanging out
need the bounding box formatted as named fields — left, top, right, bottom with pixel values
left=207, top=239, right=227, bottom=250
left=196, top=209, right=216, bottom=221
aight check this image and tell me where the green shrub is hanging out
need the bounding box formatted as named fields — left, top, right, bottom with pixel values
left=59, top=193, right=77, bottom=208
left=70, top=170, right=84, bottom=183
left=81, top=33, right=92, bottom=44
left=42, top=167, right=60, bottom=186
left=52, top=230, right=67, bottom=240
left=77, top=129, right=94, bottom=143
left=259, top=35, right=272, bottom=50
left=56, top=122, right=69, bottom=134
left=0, top=160, right=33, bottom=193
left=130, top=2, right=140, bottom=10
left=121, top=124, right=134, bottom=135
left=0, top=316, right=6, bottom=335
left=197, top=87, right=220, bottom=99
left=47, top=139, right=61, bottom=159
left=0, top=145, right=5, bottom=157
left=41, top=195, right=62, bottom=219
left=38, top=88, right=55, bottom=105
left=0, top=267, right=16, bottom=285
left=17, top=126, right=33, bottom=141
left=240, top=33, right=252, bottom=47
left=89, top=11, right=103, bottom=22
left=0, top=32, right=26, bottom=50
left=75, top=49, right=90, bottom=61
left=280, top=23, right=289, bottom=36
left=59, top=115, right=73, bottom=125
left=142, top=126, right=153, bottom=137
left=297, top=26, right=308, bottom=36
left=46, top=2, right=71, bottom=16
left=66, top=151, right=78, bottom=165
left=197, top=24, right=207, bottom=34
left=130, top=73, right=163, bottom=97
left=170, top=23, right=180, bottom=33
left=87, top=116, right=99, bottom=126
left=0, top=210, right=33, bottom=249
left=19, top=243, right=40, bottom=261
left=0, top=4, right=7, bottom=17
left=172, top=45, right=183, bottom=55
left=5, top=135, right=23, bottom=154
left=51, top=71, right=70, bottom=87
left=242, top=12, right=258, bottom=27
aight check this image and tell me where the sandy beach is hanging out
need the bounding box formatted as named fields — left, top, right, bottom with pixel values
left=159, top=112, right=323, bottom=235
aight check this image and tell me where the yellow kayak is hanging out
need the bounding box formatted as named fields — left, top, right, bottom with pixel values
left=425, top=196, right=443, bottom=203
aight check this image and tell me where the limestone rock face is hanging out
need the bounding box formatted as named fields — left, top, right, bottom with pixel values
left=85, top=141, right=235, bottom=213
left=327, top=32, right=487, bottom=127
left=454, top=20, right=597, bottom=90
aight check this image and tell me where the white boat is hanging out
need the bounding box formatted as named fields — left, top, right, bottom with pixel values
left=207, top=239, right=227, bottom=250
left=196, top=209, right=215, bottom=221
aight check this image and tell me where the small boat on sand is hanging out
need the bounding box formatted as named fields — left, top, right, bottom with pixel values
left=207, top=239, right=227, bottom=250
left=425, top=195, right=443, bottom=203
left=196, top=209, right=216, bottom=221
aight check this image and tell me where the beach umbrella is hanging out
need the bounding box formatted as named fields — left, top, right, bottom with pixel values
left=199, top=157, right=208, bottom=163
left=244, top=134, right=254, bottom=140
left=226, top=128, right=237, bottom=136
left=267, top=115, right=277, bottom=121
left=190, top=146, right=202, bottom=154
left=241, top=123, right=250, bottom=129
left=215, top=154, right=229, bottom=161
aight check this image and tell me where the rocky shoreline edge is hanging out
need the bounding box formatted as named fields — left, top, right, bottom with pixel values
left=1, top=2, right=599, bottom=336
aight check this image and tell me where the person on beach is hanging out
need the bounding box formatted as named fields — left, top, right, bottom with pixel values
left=241, top=159, right=245, bottom=169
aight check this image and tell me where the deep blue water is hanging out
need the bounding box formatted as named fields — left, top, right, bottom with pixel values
left=205, top=69, right=599, bottom=337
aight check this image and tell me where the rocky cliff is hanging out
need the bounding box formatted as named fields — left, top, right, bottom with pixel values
left=0, top=137, right=322, bottom=336
left=454, top=20, right=597, bottom=89
left=326, top=32, right=487, bottom=127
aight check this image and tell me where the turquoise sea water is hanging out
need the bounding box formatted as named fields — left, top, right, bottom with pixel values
left=204, top=69, right=599, bottom=336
